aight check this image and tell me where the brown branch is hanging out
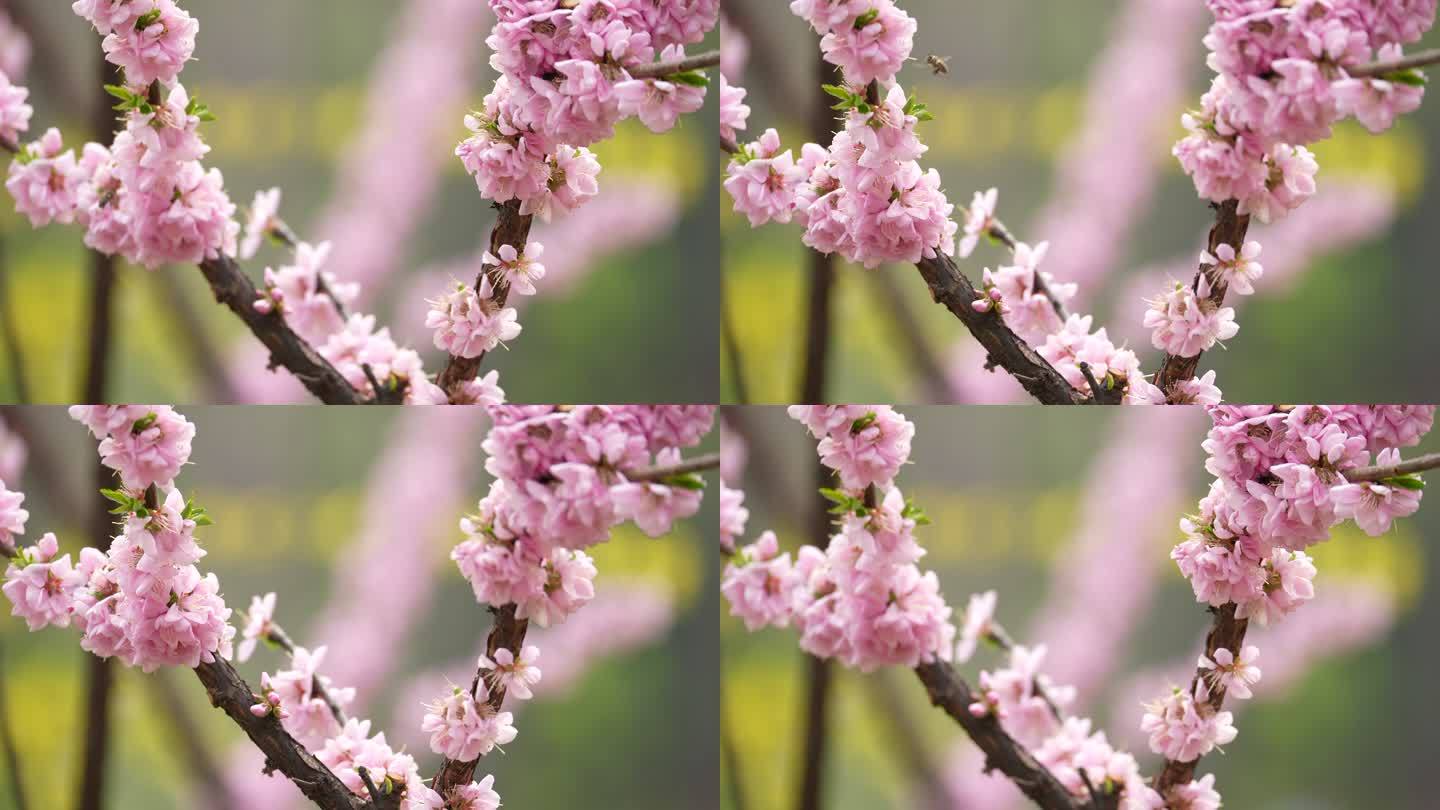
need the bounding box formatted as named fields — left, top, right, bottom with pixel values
left=798, top=55, right=840, bottom=406
left=1152, top=200, right=1250, bottom=394
left=1347, top=47, right=1440, bottom=78
left=625, top=451, right=721, bottom=481
left=913, top=253, right=1089, bottom=404
left=435, top=200, right=533, bottom=399
left=914, top=661, right=1083, bottom=810
left=197, top=255, right=368, bottom=404
left=430, top=604, right=530, bottom=798
left=795, top=654, right=833, bottom=810
left=627, top=48, right=721, bottom=79
left=1152, top=603, right=1249, bottom=796
left=192, top=657, right=369, bottom=810
left=1345, top=451, right=1440, bottom=482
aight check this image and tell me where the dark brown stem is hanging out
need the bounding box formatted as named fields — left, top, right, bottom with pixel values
left=626, top=451, right=721, bottom=481
left=626, top=49, right=721, bottom=79
left=80, top=58, right=121, bottom=405
left=797, top=54, right=839, bottom=405
left=145, top=671, right=237, bottom=810
left=435, top=200, right=533, bottom=399
left=913, top=253, right=1089, bottom=404
left=1152, top=200, right=1250, bottom=395
left=197, top=255, right=366, bottom=404
left=1346, top=451, right=1440, bottom=482
left=75, top=448, right=118, bottom=810
left=913, top=661, right=1084, bottom=810
left=1152, top=603, right=1249, bottom=795
left=430, top=604, right=530, bottom=798
left=1347, top=47, right=1440, bottom=78
left=795, top=655, right=833, bottom=810
left=192, top=658, right=368, bottom=810
left=0, top=641, right=28, bottom=810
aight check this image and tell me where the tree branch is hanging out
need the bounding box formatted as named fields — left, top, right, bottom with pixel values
left=435, top=200, right=533, bottom=399
left=1152, top=603, right=1248, bottom=796
left=1345, top=451, right=1440, bottom=482
left=1347, top=47, right=1440, bottom=78
left=913, top=661, right=1083, bottom=810
left=913, top=253, right=1089, bottom=404
left=625, top=451, right=721, bottom=481
left=627, top=49, right=721, bottom=79
left=984, top=218, right=1069, bottom=321
left=430, top=604, right=530, bottom=799
left=263, top=622, right=350, bottom=726
left=196, top=255, right=367, bottom=404
left=192, top=657, right=369, bottom=810
left=1152, top=200, right=1249, bottom=394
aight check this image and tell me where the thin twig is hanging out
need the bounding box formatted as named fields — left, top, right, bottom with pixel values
left=1347, top=47, right=1440, bottom=78
left=263, top=623, right=350, bottom=726
left=1345, top=451, right=1440, bottom=482
left=986, top=218, right=1068, bottom=321
left=626, top=451, right=721, bottom=481
left=627, top=49, right=721, bottom=79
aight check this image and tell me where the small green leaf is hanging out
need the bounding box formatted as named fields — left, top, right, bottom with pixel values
left=822, top=84, right=853, bottom=101
left=131, top=412, right=158, bottom=433
left=662, top=473, right=708, bottom=490
left=669, top=70, right=709, bottom=87
left=850, top=411, right=878, bottom=434
left=853, top=8, right=879, bottom=27
left=135, top=8, right=163, bottom=28
left=1386, top=68, right=1427, bottom=87
left=1384, top=474, right=1425, bottom=490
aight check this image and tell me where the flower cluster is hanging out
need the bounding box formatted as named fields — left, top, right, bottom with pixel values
left=724, top=83, right=957, bottom=269
left=6, top=3, right=239, bottom=268
left=722, top=406, right=955, bottom=671
left=1145, top=405, right=1433, bottom=774
left=452, top=405, right=715, bottom=626
left=3, top=407, right=232, bottom=672
left=790, top=0, right=916, bottom=86
left=456, top=0, right=717, bottom=219
left=1174, top=0, right=1436, bottom=223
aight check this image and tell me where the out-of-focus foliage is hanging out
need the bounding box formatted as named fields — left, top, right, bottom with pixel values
left=0, top=407, right=720, bottom=810
left=722, top=407, right=1440, bottom=810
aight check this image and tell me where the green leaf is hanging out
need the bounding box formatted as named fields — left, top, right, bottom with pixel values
left=850, top=411, right=878, bottom=434
left=853, top=8, right=879, bottom=27
left=669, top=70, right=709, bottom=87
left=1383, top=474, right=1425, bottom=490
left=822, top=84, right=853, bottom=101
left=135, top=9, right=163, bottom=28
left=131, top=412, right=159, bottom=434
left=662, top=473, right=708, bottom=491
left=1386, top=68, right=1428, bottom=87
left=104, top=85, right=133, bottom=102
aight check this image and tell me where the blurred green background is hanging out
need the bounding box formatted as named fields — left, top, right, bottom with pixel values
left=0, top=406, right=720, bottom=809
left=0, top=1, right=719, bottom=404
left=722, top=406, right=1440, bottom=809
left=721, top=0, right=1440, bottom=404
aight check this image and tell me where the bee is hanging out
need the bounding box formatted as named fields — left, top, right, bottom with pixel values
left=925, top=54, right=951, bottom=76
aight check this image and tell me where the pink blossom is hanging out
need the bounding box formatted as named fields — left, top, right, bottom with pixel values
left=723, top=129, right=803, bottom=227
left=421, top=687, right=518, bottom=761
left=1239, top=143, right=1318, bottom=224
left=1140, top=682, right=1237, bottom=762
left=1197, top=644, right=1261, bottom=699
left=719, top=76, right=749, bottom=143
left=611, top=472, right=704, bottom=538
left=259, top=241, right=358, bottom=345
left=129, top=161, right=238, bottom=269
left=239, top=187, right=282, bottom=260
left=92, top=406, right=195, bottom=490
left=525, top=145, right=601, bottom=221
left=99, top=0, right=198, bottom=87
left=1333, top=70, right=1424, bottom=134
left=718, top=483, right=749, bottom=555
left=1167, top=774, right=1222, bottom=810
left=1144, top=276, right=1239, bottom=357
left=0, top=70, right=31, bottom=146
left=0, top=482, right=27, bottom=557
left=6, top=128, right=81, bottom=227
left=720, top=531, right=794, bottom=631
left=236, top=592, right=276, bottom=663
left=478, top=644, right=542, bottom=700
left=812, top=406, right=914, bottom=492
left=817, top=0, right=916, bottom=85
left=1331, top=449, right=1423, bottom=535
left=448, top=776, right=502, bottom=810
left=2, top=534, right=77, bottom=631
left=482, top=241, right=546, bottom=297
left=1201, top=240, right=1263, bottom=296
left=1235, top=548, right=1316, bottom=625
left=958, top=188, right=997, bottom=258
left=955, top=590, right=996, bottom=663
left=426, top=279, right=523, bottom=358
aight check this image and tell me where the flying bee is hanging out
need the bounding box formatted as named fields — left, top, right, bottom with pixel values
left=925, top=53, right=951, bottom=76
